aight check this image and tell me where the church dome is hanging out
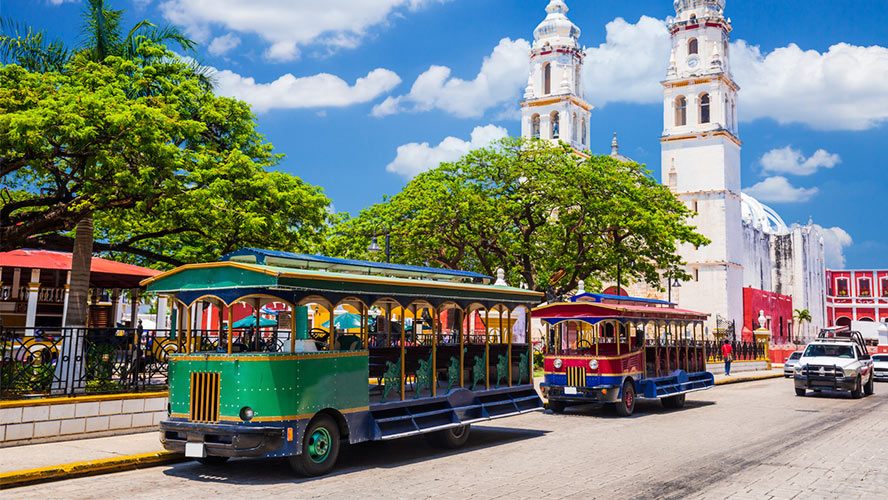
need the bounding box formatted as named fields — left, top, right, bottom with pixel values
left=533, top=0, right=580, bottom=47
left=741, top=193, right=789, bottom=235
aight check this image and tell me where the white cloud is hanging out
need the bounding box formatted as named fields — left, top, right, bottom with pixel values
left=582, top=16, right=671, bottom=107
left=386, top=125, right=508, bottom=177
left=207, top=33, right=241, bottom=56
left=211, top=67, right=401, bottom=112
left=743, top=176, right=819, bottom=203
left=160, top=0, right=445, bottom=62
left=760, top=146, right=841, bottom=176
left=814, top=224, right=853, bottom=268
left=372, top=38, right=530, bottom=118
left=732, top=41, right=888, bottom=131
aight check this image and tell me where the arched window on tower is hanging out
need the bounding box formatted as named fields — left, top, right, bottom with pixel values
left=571, top=113, right=578, bottom=141
left=531, top=114, right=541, bottom=139
left=699, top=93, right=710, bottom=123
left=688, top=38, right=698, bottom=55
left=543, top=63, right=551, bottom=95
left=581, top=117, right=587, bottom=145
left=550, top=111, right=560, bottom=139
left=674, top=96, right=687, bottom=126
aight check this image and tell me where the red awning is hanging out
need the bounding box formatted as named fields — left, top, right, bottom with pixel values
left=0, top=249, right=160, bottom=289
left=533, top=301, right=709, bottom=322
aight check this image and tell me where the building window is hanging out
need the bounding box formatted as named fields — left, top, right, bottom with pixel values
left=531, top=114, right=540, bottom=139
left=699, top=93, right=710, bottom=123
left=550, top=111, right=560, bottom=139
left=543, top=63, right=551, bottom=95
left=688, top=38, right=698, bottom=55
left=881, top=278, right=888, bottom=297
left=858, top=278, right=871, bottom=297
left=674, top=96, right=687, bottom=126
left=693, top=200, right=698, bottom=213
left=581, top=117, right=586, bottom=145
left=836, top=278, right=849, bottom=297
left=571, top=113, right=578, bottom=141
left=694, top=268, right=699, bottom=282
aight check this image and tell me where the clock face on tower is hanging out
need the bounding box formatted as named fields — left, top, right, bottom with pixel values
left=688, top=56, right=699, bottom=69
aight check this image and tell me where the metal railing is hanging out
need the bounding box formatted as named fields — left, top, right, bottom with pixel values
left=1, top=326, right=171, bottom=399
left=706, top=339, right=768, bottom=362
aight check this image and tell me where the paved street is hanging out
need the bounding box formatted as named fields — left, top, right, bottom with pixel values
left=12, top=378, right=887, bottom=499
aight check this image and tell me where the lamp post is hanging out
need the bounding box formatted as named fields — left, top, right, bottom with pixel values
left=367, top=227, right=391, bottom=263
left=667, top=276, right=681, bottom=303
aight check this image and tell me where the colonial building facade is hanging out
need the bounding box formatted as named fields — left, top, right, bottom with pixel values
left=521, top=1, right=828, bottom=342
left=826, top=269, right=888, bottom=326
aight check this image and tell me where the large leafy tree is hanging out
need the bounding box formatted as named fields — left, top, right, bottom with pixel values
left=329, top=138, right=708, bottom=295
left=0, top=41, right=330, bottom=268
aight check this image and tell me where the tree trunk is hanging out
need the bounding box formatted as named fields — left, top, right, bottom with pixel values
left=64, top=217, right=94, bottom=327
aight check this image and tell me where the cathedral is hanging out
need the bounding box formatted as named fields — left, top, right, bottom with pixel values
left=521, top=0, right=827, bottom=343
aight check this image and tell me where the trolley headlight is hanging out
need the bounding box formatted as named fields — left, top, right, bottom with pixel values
left=553, top=358, right=563, bottom=369
left=588, top=360, right=599, bottom=370
left=239, top=406, right=254, bottom=421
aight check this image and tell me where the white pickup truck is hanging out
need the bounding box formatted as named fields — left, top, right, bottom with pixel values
left=793, top=329, right=874, bottom=398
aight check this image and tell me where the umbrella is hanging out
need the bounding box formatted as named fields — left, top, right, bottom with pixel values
left=232, top=316, right=277, bottom=329
left=322, top=313, right=363, bottom=330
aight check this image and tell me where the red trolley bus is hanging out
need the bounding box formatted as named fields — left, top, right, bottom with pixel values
left=536, top=292, right=715, bottom=416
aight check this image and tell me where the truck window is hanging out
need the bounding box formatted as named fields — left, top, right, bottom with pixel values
left=803, top=345, right=853, bottom=358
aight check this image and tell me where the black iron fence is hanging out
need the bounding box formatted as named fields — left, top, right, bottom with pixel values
left=705, top=339, right=768, bottom=362
left=0, top=326, right=171, bottom=399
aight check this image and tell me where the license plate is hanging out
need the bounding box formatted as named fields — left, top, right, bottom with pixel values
left=564, top=387, right=577, bottom=395
left=185, top=442, right=206, bottom=458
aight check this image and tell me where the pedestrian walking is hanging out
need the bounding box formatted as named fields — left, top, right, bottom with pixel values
left=721, top=340, right=734, bottom=376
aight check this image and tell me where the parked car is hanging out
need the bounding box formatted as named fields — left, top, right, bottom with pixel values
left=783, top=351, right=803, bottom=378
left=873, top=353, right=888, bottom=382
left=793, top=329, right=874, bottom=398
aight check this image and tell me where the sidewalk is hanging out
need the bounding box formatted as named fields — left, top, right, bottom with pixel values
left=713, top=367, right=784, bottom=385
left=0, top=432, right=182, bottom=488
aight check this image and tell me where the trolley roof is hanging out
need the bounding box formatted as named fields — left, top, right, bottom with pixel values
left=533, top=297, right=708, bottom=325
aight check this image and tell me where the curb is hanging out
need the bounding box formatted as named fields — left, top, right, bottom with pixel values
left=714, top=372, right=783, bottom=386
left=0, top=451, right=185, bottom=489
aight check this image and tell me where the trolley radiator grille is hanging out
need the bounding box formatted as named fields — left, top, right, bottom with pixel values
left=190, top=372, right=220, bottom=422
left=567, top=366, right=586, bottom=387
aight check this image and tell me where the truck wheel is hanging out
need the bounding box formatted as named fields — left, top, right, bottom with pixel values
left=197, top=456, right=229, bottom=466
left=615, top=380, right=636, bottom=417
left=794, top=388, right=806, bottom=397
left=851, top=377, right=863, bottom=399
left=864, top=375, right=874, bottom=396
left=662, top=393, right=686, bottom=409
left=426, top=425, right=470, bottom=449
left=548, top=401, right=566, bottom=414
left=289, top=415, right=340, bottom=477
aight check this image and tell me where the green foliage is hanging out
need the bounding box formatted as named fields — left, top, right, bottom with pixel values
left=0, top=40, right=330, bottom=268
left=329, top=137, right=708, bottom=295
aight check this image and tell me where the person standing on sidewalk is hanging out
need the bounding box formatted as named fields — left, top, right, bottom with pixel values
left=721, top=340, right=734, bottom=376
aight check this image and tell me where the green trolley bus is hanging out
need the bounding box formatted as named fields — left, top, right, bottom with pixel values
left=143, top=248, right=542, bottom=475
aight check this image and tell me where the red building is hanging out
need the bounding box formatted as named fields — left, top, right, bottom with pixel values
left=826, top=269, right=888, bottom=327
left=742, top=287, right=793, bottom=343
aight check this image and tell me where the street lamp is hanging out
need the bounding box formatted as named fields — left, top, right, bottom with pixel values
left=668, top=277, right=681, bottom=303
left=367, top=227, right=391, bottom=263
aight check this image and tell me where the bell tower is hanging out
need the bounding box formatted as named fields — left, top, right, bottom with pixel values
left=661, top=0, right=744, bottom=334
left=520, top=0, right=591, bottom=152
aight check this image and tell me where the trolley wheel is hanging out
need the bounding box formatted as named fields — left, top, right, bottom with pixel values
left=426, top=425, right=470, bottom=449
left=661, top=393, right=686, bottom=409
left=615, top=380, right=636, bottom=417
left=851, top=377, right=863, bottom=399
left=289, top=415, right=340, bottom=477
left=864, top=375, right=874, bottom=396
left=794, top=388, right=806, bottom=397
left=548, top=401, right=566, bottom=414
left=197, top=456, right=229, bottom=466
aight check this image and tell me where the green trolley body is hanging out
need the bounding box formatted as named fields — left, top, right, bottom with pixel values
left=148, top=249, right=543, bottom=475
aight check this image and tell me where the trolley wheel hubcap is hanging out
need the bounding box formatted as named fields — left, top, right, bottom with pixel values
left=625, top=388, right=633, bottom=408
left=308, top=428, right=331, bottom=463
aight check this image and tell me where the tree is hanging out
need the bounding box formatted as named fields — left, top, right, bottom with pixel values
left=0, top=41, right=330, bottom=268
left=794, top=308, right=812, bottom=342
left=328, top=138, right=708, bottom=295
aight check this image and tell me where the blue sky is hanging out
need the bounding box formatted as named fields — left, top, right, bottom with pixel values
left=8, top=0, right=887, bottom=269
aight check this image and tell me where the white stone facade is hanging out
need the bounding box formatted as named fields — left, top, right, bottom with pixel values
left=520, top=0, right=592, bottom=152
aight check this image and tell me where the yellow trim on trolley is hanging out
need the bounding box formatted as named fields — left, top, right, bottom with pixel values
left=172, top=351, right=369, bottom=362
left=545, top=370, right=644, bottom=377
left=544, top=352, right=641, bottom=361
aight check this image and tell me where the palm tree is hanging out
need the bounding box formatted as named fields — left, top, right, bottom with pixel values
left=793, top=308, right=812, bottom=344
left=3, top=1, right=201, bottom=329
